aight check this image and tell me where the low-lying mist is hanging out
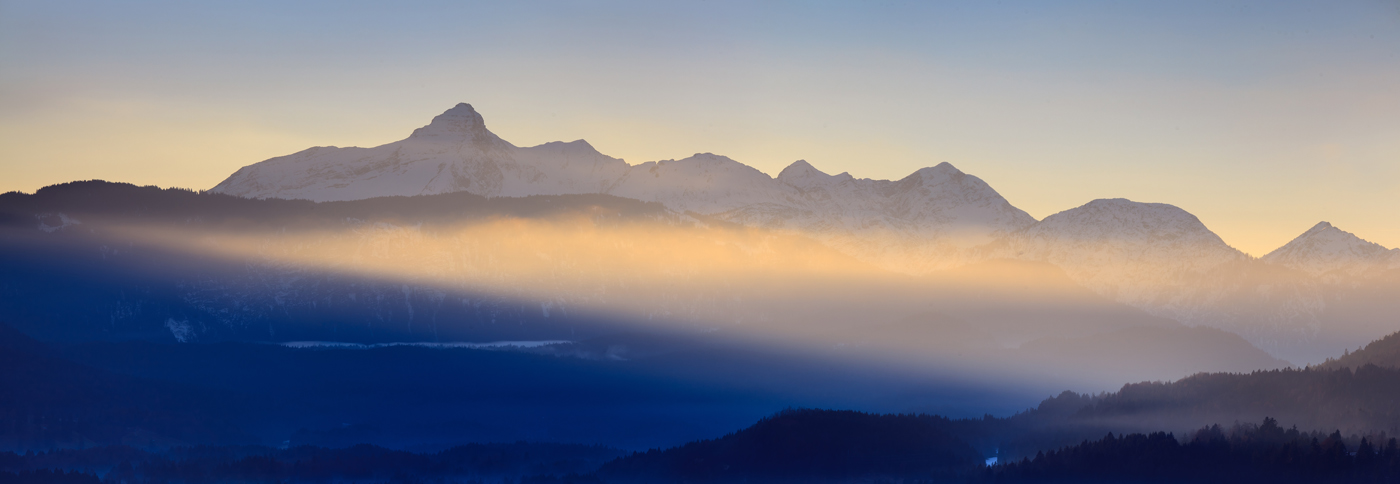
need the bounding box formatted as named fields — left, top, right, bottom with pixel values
left=78, top=200, right=1285, bottom=394
left=4, top=183, right=1398, bottom=455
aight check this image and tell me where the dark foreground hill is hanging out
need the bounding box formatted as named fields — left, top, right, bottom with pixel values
left=7, top=314, right=1400, bottom=458
left=599, top=412, right=1400, bottom=484
left=962, top=363, right=1400, bottom=460
left=15, top=412, right=1393, bottom=484
left=598, top=409, right=984, bottom=483
left=0, top=442, right=623, bottom=483
left=0, top=324, right=252, bottom=450
left=990, top=418, right=1400, bottom=484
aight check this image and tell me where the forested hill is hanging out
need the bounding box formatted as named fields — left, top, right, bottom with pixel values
left=598, top=409, right=984, bottom=483
left=955, top=362, right=1400, bottom=460
left=0, top=180, right=676, bottom=228
left=1318, top=330, right=1400, bottom=370
left=0, top=323, right=252, bottom=450
left=989, top=417, right=1400, bottom=484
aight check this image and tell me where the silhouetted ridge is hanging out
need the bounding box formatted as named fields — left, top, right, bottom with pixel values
left=990, top=417, right=1400, bottom=483
left=0, top=180, right=673, bottom=226
left=1318, top=330, right=1400, bottom=370
left=599, top=409, right=983, bottom=483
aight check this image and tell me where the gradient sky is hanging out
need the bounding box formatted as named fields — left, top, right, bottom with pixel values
left=2, top=0, right=1397, bottom=255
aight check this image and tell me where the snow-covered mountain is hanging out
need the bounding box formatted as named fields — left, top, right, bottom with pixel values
left=208, top=103, right=1400, bottom=364
left=213, top=103, right=1035, bottom=270
left=996, top=198, right=1247, bottom=297
left=991, top=198, right=1246, bottom=305
left=1263, top=222, right=1400, bottom=279
left=984, top=199, right=1343, bottom=363
left=212, top=104, right=632, bottom=200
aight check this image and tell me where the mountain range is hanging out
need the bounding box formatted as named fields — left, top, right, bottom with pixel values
left=209, top=103, right=1399, bottom=364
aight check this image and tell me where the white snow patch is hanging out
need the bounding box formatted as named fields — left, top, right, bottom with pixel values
left=37, top=213, right=81, bottom=233
left=278, top=340, right=570, bottom=350
left=165, top=318, right=195, bottom=343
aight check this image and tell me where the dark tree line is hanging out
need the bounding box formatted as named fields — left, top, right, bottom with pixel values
left=598, top=409, right=984, bottom=483
left=988, top=417, right=1400, bottom=483
left=949, top=363, right=1400, bottom=462
left=0, top=469, right=100, bottom=484
left=1319, top=329, right=1400, bottom=370
left=0, top=180, right=674, bottom=230
left=8, top=413, right=1400, bottom=483
left=1073, top=365, right=1400, bottom=435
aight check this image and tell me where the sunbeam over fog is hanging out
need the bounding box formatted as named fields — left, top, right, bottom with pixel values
left=2, top=2, right=1399, bottom=483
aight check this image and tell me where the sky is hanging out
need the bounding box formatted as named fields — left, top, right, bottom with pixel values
left=1, top=0, right=1397, bottom=256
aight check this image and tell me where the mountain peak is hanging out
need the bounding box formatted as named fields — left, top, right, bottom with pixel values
left=408, top=103, right=497, bottom=143
left=1034, top=198, right=1231, bottom=250
left=446, top=102, right=477, bottom=113
left=931, top=161, right=960, bottom=171
left=1263, top=221, right=1391, bottom=274
left=897, top=162, right=966, bottom=187
left=433, top=103, right=483, bottom=125
left=912, top=162, right=963, bottom=176
left=1280, top=222, right=1378, bottom=249
left=1304, top=221, right=1335, bottom=235
left=776, top=160, right=835, bottom=186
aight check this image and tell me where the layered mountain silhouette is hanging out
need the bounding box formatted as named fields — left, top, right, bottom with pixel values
left=207, top=103, right=1399, bottom=364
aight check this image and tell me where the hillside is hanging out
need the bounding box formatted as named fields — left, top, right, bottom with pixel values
left=1318, top=330, right=1400, bottom=370
left=0, top=323, right=251, bottom=450
left=598, top=409, right=984, bottom=483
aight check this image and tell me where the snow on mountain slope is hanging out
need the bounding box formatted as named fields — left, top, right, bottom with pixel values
left=1262, top=222, right=1399, bottom=278
left=770, top=161, right=1035, bottom=243
left=986, top=199, right=1342, bottom=363
left=212, top=103, right=1035, bottom=270
left=727, top=160, right=1037, bottom=271
left=998, top=199, right=1247, bottom=298
left=211, top=104, right=631, bottom=201
left=609, top=153, right=795, bottom=214
left=206, top=103, right=1390, bottom=362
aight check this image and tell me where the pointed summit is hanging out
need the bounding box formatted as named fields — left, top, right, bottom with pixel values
left=923, top=161, right=962, bottom=174
left=897, top=162, right=966, bottom=187
left=408, top=103, right=503, bottom=146
left=778, top=159, right=824, bottom=177
left=1263, top=221, right=1392, bottom=276
left=1303, top=221, right=1335, bottom=235
left=430, top=103, right=484, bottom=127
left=777, top=160, right=835, bottom=187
